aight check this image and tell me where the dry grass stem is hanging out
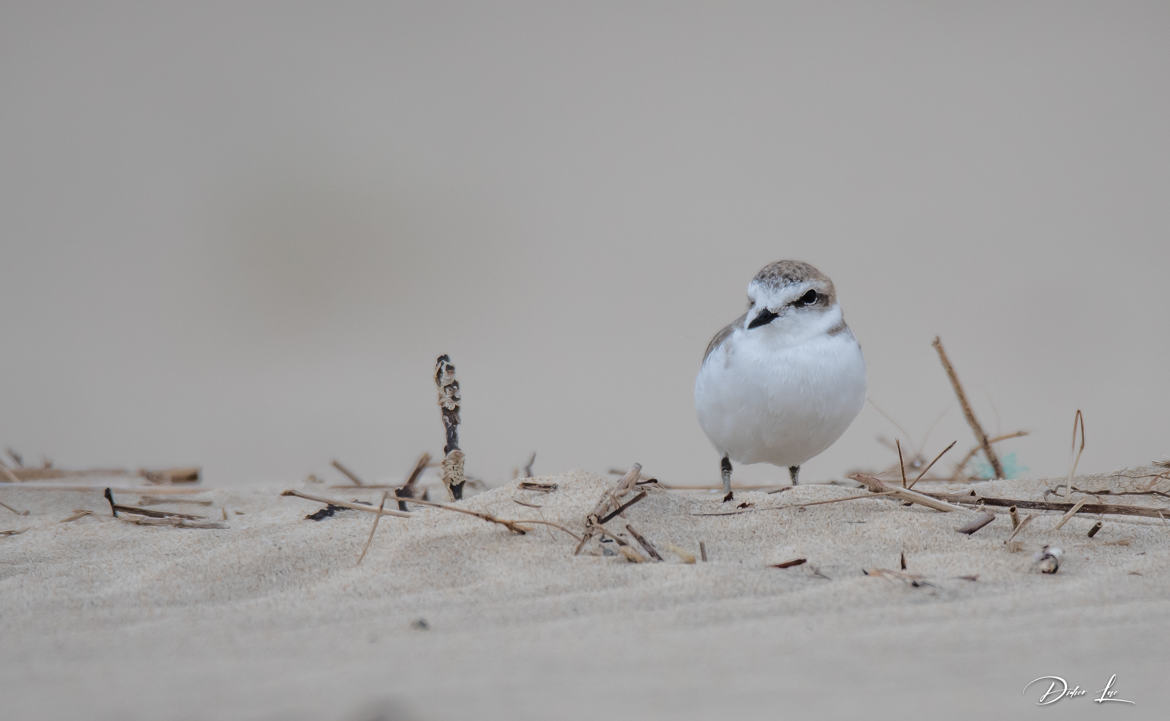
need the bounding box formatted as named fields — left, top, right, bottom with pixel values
left=897, top=439, right=907, bottom=488
left=518, top=481, right=557, bottom=492
left=280, top=489, right=412, bottom=518
left=699, top=541, right=708, bottom=562
left=1087, top=521, right=1103, bottom=538
left=691, top=490, right=898, bottom=516
left=1, top=499, right=29, bottom=516
left=1009, top=505, right=1020, bottom=528
left=356, top=492, right=389, bottom=565
left=396, top=452, right=432, bottom=511
left=137, top=496, right=214, bottom=506
left=921, top=490, right=1169, bottom=520
left=850, top=473, right=969, bottom=512
left=1006, top=514, right=1035, bottom=543
left=575, top=464, right=643, bottom=555
left=1, top=527, right=30, bottom=536
left=2, top=466, right=200, bottom=483
left=331, top=459, right=367, bottom=487
left=103, top=489, right=206, bottom=520
left=117, top=516, right=226, bottom=529
left=1066, top=410, right=1086, bottom=486
left=907, top=440, right=957, bottom=489
left=1053, top=498, right=1087, bottom=530
left=932, top=336, right=1004, bottom=479
left=956, top=512, right=995, bottom=535
left=625, top=523, right=663, bottom=561
left=58, top=509, right=94, bottom=523
left=771, top=558, right=807, bottom=569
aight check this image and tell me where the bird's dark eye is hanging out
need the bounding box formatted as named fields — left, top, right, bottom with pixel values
left=794, top=289, right=819, bottom=307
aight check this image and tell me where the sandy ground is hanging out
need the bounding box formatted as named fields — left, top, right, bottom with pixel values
left=2, top=468, right=1168, bottom=721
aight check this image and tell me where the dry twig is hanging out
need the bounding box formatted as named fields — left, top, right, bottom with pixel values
left=331, top=459, right=367, bottom=487
left=434, top=354, right=465, bottom=500
left=625, top=523, right=662, bottom=561
left=575, top=464, right=643, bottom=555
left=932, top=336, right=1004, bottom=479
left=396, top=452, right=431, bottom=511
left=103, top=488, right=205, bottom=520
left=956, top=512, right=995, bottom=535
left=356, top=491, right=389, bottom=565
left=1, top=498, right=28, bottom=516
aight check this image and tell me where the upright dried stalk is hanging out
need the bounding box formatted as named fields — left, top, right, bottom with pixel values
left=932, top=336, right=1004, bottom=479
left=434, top=354, right=465, bottom=500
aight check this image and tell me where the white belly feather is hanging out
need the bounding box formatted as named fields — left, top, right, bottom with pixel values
left=694, top=328, right=866, bottom=468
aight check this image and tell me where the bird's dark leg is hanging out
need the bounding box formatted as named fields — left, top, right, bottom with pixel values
left=789, top=465, right=801, bottom=485
left=721, top=455, right=734, bottom=502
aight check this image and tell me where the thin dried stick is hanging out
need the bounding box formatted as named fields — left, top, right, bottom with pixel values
left=396, top=452, right=432, bottom=511
left=434, top=354, right=465, bottom=500
left=1, top=499, right=28, bottom=516
left=522, top=452, right=536, bottom=478
left=0, top=483, right=205, bottom=494
left=897, top=439, right=907, bottom=488
left=908, top=440, right=958, bottom=489
left=920, top=490, right=1169, bottom=521
left=691, top=490, right=897, bottom=516
left=625, top=523, right=663, bottom=561
left=356, top=492, right=389, bottom=565
left=117, top=516, right=226, bottom=529
left=1053, top=498, right=1087, bottom=530
left=103, top=489, right=205, bottom=520
left=956, top=512, right=995, bottom=535
left=2, top=466, right=200, bottom=483
left=1006, top=514, right=1035, bottom=543
left=5, top=448, right=24, bottom=466
left=331, top=459, right=367, bottom=487
left=599, top=491, right=647, bottom=524
left=1, top=527, right=30, bottom=536
left=1066, top=409, right=1086, bottom=486
left=280, top=489, right=412, bottom=518
left=518, top=481, right=557, bottom=492
left=1009, top=505, right=1020, bottom=529
left=933, top=336, right=1004, bottom=479
left=58, top=509, right=93, bottom=523
left=136, top=496, right=214, bottom=506
left=850, top=474, right=969, bottom=512
left=699, top=541, right=708, bottom=562
left=575, top=464, right=642, bottom=555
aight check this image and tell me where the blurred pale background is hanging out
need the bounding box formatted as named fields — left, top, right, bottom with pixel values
left=2, top=1, right=1167, bottom=487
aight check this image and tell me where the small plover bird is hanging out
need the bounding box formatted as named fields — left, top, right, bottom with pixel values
left=694, top=260, right=866, bottom=500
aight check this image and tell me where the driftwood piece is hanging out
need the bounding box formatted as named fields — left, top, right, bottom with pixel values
left=434, top=354, right=465, bottom=500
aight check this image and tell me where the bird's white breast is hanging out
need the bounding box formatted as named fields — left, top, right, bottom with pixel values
left=694, top=326, right=866, bottom=468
